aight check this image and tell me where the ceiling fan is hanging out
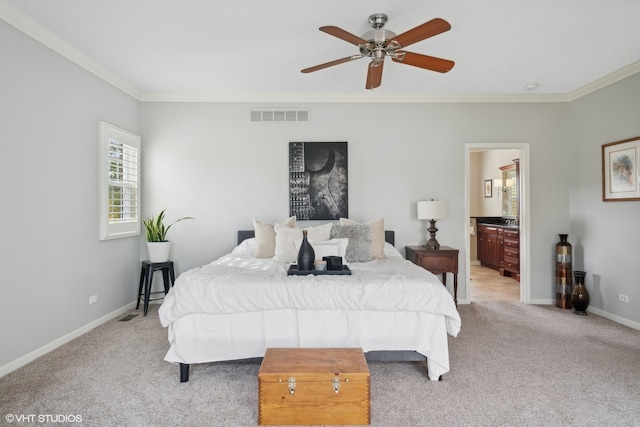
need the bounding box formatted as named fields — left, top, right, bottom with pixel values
left=301, top=13, right=455, bottom=90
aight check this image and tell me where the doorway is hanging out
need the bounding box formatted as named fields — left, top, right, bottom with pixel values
left=464, top=143, right=530, bottom=304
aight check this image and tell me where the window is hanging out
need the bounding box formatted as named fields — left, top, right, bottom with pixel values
left=98, top=121, right=141, bottom=240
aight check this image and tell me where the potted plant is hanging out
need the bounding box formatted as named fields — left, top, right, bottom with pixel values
left=144, top=209, right=193, bottom=262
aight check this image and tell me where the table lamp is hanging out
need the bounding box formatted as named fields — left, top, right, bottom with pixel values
left=417, top=200, right=448, bottom=250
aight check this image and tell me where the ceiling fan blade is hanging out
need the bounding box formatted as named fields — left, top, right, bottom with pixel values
left=390, top=18, right=451, bottom=49
left=365, top=61, right=384, bottom=90
left=391, top=51, right=455, bottom=73
left=320, top=26, right=368, bottom=46
left=301, top=55, right=363, bottom=73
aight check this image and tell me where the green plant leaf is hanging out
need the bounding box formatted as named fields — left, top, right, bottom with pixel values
left=143, top=209, right=193, bottom=242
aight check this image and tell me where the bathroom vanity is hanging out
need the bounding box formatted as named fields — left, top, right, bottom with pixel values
left=476, top=223, right=520, bottom=281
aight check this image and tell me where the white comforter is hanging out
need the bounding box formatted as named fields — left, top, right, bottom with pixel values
left=159, top=243, right=461, bottom=337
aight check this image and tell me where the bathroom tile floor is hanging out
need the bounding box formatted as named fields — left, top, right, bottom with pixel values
left=470, top=264, right=520, bottom=301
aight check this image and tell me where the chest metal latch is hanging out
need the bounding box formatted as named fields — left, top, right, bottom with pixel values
left=332, top=376, right=340, bottom=393
left=288, top=377, right=296, bottom=396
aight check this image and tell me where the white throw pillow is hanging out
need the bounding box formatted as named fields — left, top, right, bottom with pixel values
left=253, top=216, right=296, bottom=258
left=294, top=238, right=349, bottom=263
left=273, top=223, right=332, bottom=262
left=339, top=218, right=386, bottom=259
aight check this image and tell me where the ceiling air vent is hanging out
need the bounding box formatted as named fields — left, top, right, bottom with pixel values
left=250, top=109, right=310, bottom=123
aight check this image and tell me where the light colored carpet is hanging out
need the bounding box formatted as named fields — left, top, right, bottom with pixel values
left=1, top=302, right=639, bottom=426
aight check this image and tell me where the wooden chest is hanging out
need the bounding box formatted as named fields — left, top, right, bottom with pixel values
left=258, top=348, right=370, bottom=425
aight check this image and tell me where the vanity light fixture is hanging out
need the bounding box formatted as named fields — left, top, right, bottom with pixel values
left=494, top=178, right=515, bottom=193
left=417, top=200, right=448, bottom=250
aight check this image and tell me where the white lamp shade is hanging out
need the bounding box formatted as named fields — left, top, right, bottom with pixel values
left=417, top=200, right=448, bottom=220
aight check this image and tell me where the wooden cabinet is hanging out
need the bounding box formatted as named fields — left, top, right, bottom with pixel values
left=500, top=228, right=520, bottom=281
left=477, top=224, right=520, bottom=282
left=477, top=225, right=502, bottom=270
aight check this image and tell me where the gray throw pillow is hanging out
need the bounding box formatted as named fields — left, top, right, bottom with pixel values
left=330, top=224, right=372, bottom=262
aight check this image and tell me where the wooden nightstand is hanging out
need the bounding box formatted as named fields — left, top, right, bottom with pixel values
left=405, top=246, right=459, bottom=306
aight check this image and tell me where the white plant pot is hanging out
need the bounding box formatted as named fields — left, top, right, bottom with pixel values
left=147, top=241, right=171, bottom=263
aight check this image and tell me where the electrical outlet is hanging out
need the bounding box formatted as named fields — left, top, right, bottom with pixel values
left=89, top=295, right=98, bottom=304
left=619, top=294, right=629, bottom=303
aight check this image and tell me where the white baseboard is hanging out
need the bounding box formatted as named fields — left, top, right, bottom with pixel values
left=0, top=301, right=136, bottom=378
left=529, top=298, right=554, bottom=305
left=587, top=306, right=640, bottom=331
left=524, top=300, right=639, bottom=331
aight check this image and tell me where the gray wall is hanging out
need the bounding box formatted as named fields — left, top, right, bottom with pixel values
left=0, top=21, right=140, bottom=370
left=569, top=73, right=640, bottom=326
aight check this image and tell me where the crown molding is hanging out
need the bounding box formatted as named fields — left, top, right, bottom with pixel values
left=568, top=60, right=640, bottom=101
left=0, top=0, right=141, bottom=100
left=139, top=91, right=570, bottom=104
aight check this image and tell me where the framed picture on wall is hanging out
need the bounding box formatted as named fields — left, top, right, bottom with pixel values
left=602, top=136, right=640, bottom=201
left=289, top=142, right=348, bottom=219
left=484, top=179, right=492, bottom=198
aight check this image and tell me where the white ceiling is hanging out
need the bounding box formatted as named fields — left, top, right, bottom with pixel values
left=3, top=0, right=640, bottom=101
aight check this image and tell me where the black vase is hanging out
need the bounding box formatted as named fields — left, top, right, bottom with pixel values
left=571, top=271, right=589, bottom=315
left=297, top=230, right=315, bottom=271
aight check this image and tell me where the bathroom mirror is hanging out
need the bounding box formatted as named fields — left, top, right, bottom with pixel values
left=500, top=161, right=519, bottom=219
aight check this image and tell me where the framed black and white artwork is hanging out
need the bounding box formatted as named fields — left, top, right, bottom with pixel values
left=289, top=142, right=348, bottom=220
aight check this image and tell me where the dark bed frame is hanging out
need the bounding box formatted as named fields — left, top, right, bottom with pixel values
left=178, top=229, right=441, bottom=382
left=236, top=229, right=396, bottom=246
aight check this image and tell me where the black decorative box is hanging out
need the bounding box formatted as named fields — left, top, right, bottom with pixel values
left=322, top=256, right=343, bottom=270
left=287, top=265, right=352, bottom=276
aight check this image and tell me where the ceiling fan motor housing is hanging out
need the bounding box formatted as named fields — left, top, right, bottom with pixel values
left=360, top=28, right=398, bottom=62
left=361, top=14, right=399, bottom=61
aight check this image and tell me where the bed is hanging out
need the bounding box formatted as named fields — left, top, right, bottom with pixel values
left=159, top=222, right=461, bottom=382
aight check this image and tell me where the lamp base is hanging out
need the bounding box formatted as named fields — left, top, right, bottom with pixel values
left=425, top=239, right=440, bottom=250
left=424, top=219, right=440, bottom=250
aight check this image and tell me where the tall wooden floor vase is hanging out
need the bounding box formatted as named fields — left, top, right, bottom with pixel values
left=555, top=234, right=573, bottom=309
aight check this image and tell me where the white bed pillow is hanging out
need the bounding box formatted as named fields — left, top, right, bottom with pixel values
left=339, top=217, right=386, bottom=259
left=383, top=241, right=402, bottom=258
left=253, top=216, right=296, bottom=258
left=231, top=237, right=256, bottom=258
left=273, top=223, right=332, bottom=262
left=294, top=238, right=349, bottom=263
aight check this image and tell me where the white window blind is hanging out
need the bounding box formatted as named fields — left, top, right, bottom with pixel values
left=98, top=121, right=141, bottom=240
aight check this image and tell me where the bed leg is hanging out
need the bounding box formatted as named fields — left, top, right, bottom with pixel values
left=180, top=363, right=190, bottom=382
left=438, top=375, right=443, bottom=381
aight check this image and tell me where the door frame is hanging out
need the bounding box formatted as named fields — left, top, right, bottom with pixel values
left=464, top=142, right=530, bottom=304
